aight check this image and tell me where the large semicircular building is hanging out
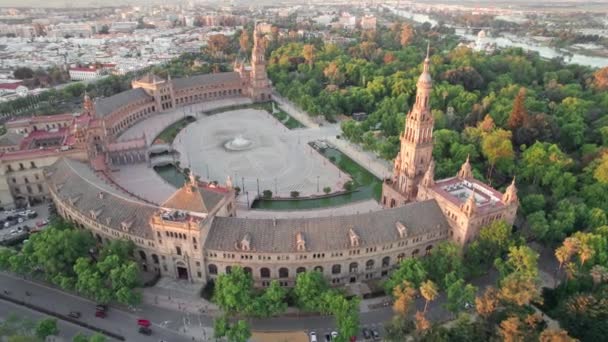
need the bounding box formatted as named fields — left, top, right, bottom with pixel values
left=1, top=25, right=518, bottom=288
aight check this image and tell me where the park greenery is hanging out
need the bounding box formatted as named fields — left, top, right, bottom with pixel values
left=0, top=313, right=106, bottom=342
left=212, top=267, right=359, bottom=342
left=265, top=19, right=608, bottom=340
left=0, top=219, right=141, bottom=306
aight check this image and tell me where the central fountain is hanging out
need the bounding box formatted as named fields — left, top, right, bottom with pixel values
left=224, top=134, right=254, bottom=151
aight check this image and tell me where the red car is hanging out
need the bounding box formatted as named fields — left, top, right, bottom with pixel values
left=95, top=310, right=106, bottom=318
left=137, top=319, right=151, bottom=328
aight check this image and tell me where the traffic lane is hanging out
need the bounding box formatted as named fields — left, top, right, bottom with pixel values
left=0, top=272, right=192, bottom=342
left=0, top=299, right=111, bottom=341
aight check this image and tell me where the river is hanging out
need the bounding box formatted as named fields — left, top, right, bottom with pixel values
left=385, top=6, right=608, bottom=69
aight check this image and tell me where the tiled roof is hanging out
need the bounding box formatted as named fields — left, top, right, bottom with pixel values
left=0, top=132, right=24, bottom=147
left=162, top=183, right=228, bottom=214
left=46, top=158, right=157, bottom=239
left=137, top=74, right=165, bottom=84
left=172, top=72, right=241, bottom=90
left=94, top=88, right=152, bottom=117
left=205, top=200, right=449, bottom=253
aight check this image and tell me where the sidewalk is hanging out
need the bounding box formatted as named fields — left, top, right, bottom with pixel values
left=141, top=277, right=221, bottom=317
left=272, top=93, right=320, bottom=129
left=328, top=137, right=392, bottom=180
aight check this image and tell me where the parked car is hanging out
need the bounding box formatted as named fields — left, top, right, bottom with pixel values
left=68, top=311, right=81, bottom=318
left=362, top=328, right=371, bottom=340
left=371, top=329, right=380, bottom=341
left=96, top=304, right=108, bottom=312
left=309, top=331, right=317, bottom=342
left=138, top=326, right=152, bottom=335
left=325, top=333, right=331, bottom=342
left=36, top=220, right=48, bottom=228
left=331, top=332, right=338, bottom=339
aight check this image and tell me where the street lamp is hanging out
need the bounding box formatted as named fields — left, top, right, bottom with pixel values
left=317, top=176, right=320, bottom=193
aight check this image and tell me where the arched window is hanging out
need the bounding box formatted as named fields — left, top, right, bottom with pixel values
left=412, top=249, right=420, bottom=257
left=260, top=268, right=270, bottom=278
left=366, top=259, right=374, bottom=270
left=152, top=254, right=159, bottom=264
left=314, top=266, right=323, bottom=274
left=397, top=253, right=405, bottom=262
left=296, top=267, right=306, bottom=274
left=382, top=256, right=390, bottom=268
left=244, top=267, right=252, bottom=275
left=332, top=264, right=341, bottom=275
left=279, top=268, right=289, bottom=278
left=425, top=245, right=433, bottom=255
left=208, top=264, right=217, bottom=275
left=226, top=266, right=232, bottom=274
left=349, top=262, right=358, bottom=274
left=139, top=250, right=147, bottom=261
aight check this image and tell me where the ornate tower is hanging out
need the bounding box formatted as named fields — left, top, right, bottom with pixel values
left=82, top=92, right=95, bottom=117
left=249, top=23, right=271, bottom=102
left=387, top=46, right=435, bottom=203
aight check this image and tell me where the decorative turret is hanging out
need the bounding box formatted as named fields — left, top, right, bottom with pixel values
left=225, top=175, right=233, bottom=190
left=82, top=91, right=95, bottom=117
left=502, top=177, right=518, bottom=205
left=457, top=155, right=473, bottom=179
left=186, top=170, right=197, bottom=193
left=461, top=189, right=477, bottom=217
left=421, top=159, right=435, bottom=188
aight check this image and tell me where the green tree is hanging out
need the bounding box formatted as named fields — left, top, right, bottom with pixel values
left=481, top=129, right=514, bottom=180
left=445, top=279, right=477, bottom=315
left=35, top=318, right=58, bottom=339
left=250, top=280, right=287, bottom=317
left=213, top=266, right=253, bottom=314
left=384, top=258, right=428, bottom=294
left=226, top=320, right=251, bottom=342
left=294, top=270, right=328, bottom=312
left=323, top=186, right=331, bottom=194
left=423, top=241, right=464, bottom=288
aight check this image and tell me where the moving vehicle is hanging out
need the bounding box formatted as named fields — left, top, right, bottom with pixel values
left=68, top=311, right=81, bottom=318
left=309, top=331, right=317, bottom=342
left=95, top=310, right=106, bottom=318
left=362, top=328, right=371, bottom=340
left=137, top=319, right=151, bottom=328
left=138, top=326, right=152, bottom=335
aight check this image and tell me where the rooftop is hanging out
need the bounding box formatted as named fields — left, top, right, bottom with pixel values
left=205, top=199, right=449, bottom=253
left=432, top=177, right=505, bottom=214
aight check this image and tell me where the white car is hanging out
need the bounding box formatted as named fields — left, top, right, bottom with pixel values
left=331, top=331, right=338, bottom=339
left=310, top=331, right=317, bottom=342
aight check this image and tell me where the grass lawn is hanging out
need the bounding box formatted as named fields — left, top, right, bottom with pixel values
left=154, top=116, right=196, bottom=144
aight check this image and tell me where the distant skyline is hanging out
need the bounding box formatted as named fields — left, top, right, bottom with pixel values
left=1, top=0, right=608, bottom=9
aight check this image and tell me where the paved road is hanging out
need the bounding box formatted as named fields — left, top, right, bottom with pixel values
left=0, top=273, right=199, bottom=342
left=0, top=299, right=104, bottom=341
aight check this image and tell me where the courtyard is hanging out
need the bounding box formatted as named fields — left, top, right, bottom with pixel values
left=172, top=108, right=348, bottom=197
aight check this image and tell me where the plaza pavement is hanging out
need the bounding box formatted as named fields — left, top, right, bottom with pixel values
left=173, top=108, right=348, bottom=197
left=117, top=97, right=253, bottom=145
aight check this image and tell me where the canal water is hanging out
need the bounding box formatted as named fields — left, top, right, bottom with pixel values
left=154, top=147, right=383, bottom=210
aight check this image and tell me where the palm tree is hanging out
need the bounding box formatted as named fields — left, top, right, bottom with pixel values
left=419, top=280, right=438, bottom=314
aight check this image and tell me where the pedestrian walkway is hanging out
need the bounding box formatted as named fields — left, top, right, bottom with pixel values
left=142, top=277, right=220, bottom=317
left=328, top=137, right=392, bottom=180
left=272, top=93, right=320, bottom=128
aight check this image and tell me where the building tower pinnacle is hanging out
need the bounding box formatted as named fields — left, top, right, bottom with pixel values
left=249, top=22, right=271, bottom=102
left=389, top=44, right=435, bottom=203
